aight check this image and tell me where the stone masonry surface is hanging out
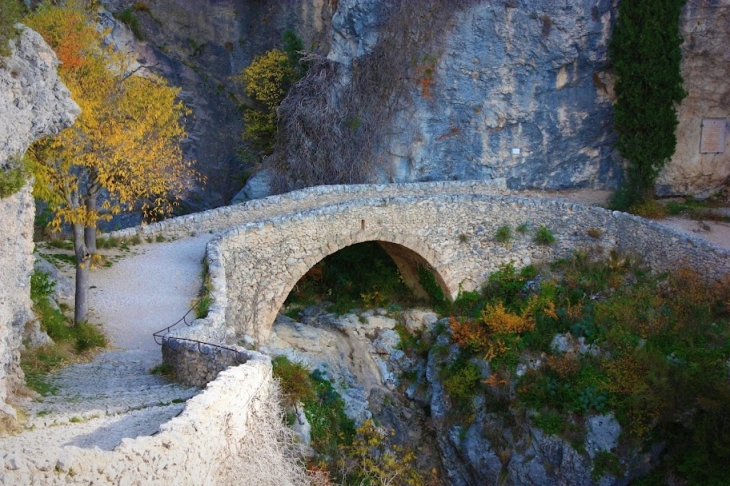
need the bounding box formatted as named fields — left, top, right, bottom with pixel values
left=4, top=181, right=725, bottom=484
left=0, top=354, right=274, bottom=485
left=154, top=182, right=730, bottom=379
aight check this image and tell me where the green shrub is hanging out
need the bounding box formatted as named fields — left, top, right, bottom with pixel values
left=449, top=290, right=485, bottom=319
left=591, top=451, right=623, bottom=481
left=116, top=8, right=143, bottom=40
left=0, top=155, right=29, bottom=198
left=418, top=266, right=445, bottom=306
left=24, top=269, right=106, bottom=394
left=628, top=198, right=666, bottom=219
left=272, top=356, right=315, bottom=407
left=97, top=236, right=121, bottom=248
left=304, top=370, right=355, bottom=458
left=31, top=268, right=55, bottom=303
left=494, top=225, right=511, bottom=243
left=149, top=362, right=173, bottom=376
left=441, top=358, right=481, bottom=412
left=532, top=409, right=566, bottom=435
left=195, top=295, right=211, bottom=319
left=47, top=239, right=74, bottom=250
left=0, top=0, right=23, bottom=58
left=481, top=263, right=535, bottom=310
left=535, top=226, right=555, bottom=245
left=194, top=257, right=212, bottom=318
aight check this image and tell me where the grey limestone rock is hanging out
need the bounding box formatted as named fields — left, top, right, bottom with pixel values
left=0, top=26, right=79, bottom=420
left=232, top=169, right=274, bottom=203
left=34, top=256, right=74, bottom=302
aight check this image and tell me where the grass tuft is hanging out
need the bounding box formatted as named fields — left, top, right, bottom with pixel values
left=535, top=226, right=555, bottom=245
left=495, top=225, right=512, bottom=243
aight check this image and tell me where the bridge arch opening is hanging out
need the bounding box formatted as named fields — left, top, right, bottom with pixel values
left=280, top=240, right=451, bottom=318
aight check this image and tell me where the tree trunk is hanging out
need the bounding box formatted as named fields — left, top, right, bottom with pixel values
left=73, top=222, right=90, bottom=325
left=85, top=193, right=97, bottom=255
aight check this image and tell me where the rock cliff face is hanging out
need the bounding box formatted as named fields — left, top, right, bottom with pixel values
left=103, top=0, right=727, bottom=201
left=271, top=0, right=622, bottom=191
left=100, top=0, right=335, bottom=207
left=0, top=27, right=79, bottom=419
left=265, top=0, right=728, bottom=197
left=657, top=0, right=730, bottom=197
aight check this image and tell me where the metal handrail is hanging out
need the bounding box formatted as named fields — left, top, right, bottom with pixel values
left=152, top=304, right=198, bottom=345
left=157, top=335, right=249, bottom=364
left=152, top=303, right=249, bottom=364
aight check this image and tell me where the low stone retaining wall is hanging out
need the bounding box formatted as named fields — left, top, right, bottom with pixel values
left=1, top=354, right=274, bottom=485
left=161, top=336, right=254, bottom=387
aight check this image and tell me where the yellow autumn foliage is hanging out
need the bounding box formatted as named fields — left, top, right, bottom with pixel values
left=25, top=0, right=195, bottom=231
left=235, top=49, right=296, bottom=152
left=239, top=49, right=295, bottom=111
left=24, top=0, right=197, bottom=324
left=480, top=301, right=535, bottom=334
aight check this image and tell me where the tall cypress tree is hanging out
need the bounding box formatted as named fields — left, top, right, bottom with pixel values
left=610, top=0, right=686, bottom=207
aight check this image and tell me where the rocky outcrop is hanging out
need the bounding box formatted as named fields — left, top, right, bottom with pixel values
left=271, top=0, right=621, bottom=191
left=100, top=0, right=336, bottom=207
left=0, top=27, right=79, bottom=163
left=265, top=0, right=728, bottom=198
left=657, top=0, right=730, bottom=197
left=422, top=331, right=635, bottom=486
left=0, top=26, right=79, bottom=421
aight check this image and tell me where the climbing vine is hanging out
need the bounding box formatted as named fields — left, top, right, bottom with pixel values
left=609, top=0, right=686, bottom=209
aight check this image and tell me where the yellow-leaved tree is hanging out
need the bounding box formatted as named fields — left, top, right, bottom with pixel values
left=236, top=49, right=297, bottom=153
left=25, top=1, right=197, bottom=325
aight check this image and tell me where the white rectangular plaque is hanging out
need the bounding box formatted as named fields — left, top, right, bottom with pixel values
left=700, top=118, right=727, bottom=154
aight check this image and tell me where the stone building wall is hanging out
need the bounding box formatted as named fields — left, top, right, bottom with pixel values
left=657, top=0, right=730, bottom=196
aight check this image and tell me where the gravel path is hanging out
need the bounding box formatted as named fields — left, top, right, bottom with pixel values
left=3, top=350, right=198, bottom=452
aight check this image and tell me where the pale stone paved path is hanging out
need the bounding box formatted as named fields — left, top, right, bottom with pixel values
left=1, top=235, right=211, bottom=455
left=89, top=233, right=213, bottom=350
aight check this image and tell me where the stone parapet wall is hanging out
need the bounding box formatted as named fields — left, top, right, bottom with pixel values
left=107, top=179, right=509, bottom=241
left=0, top=355, right=275, bottom=485
left=161, top=336, right=254, bottom=387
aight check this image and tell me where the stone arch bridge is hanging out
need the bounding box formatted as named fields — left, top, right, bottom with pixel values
left=116, top=181, right=729, bottom=352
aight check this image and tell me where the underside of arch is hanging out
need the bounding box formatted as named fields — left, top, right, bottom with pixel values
left=376, top=241, right=448, bottom=300
left=260, top=237, right=456, bottom=342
